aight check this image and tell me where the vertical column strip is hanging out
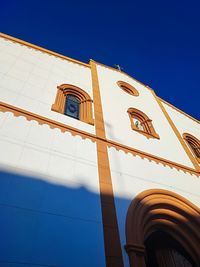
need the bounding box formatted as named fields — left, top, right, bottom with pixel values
left=90, top=60, right=124, bottom=267
left=151, top=89, right=200, bottom=171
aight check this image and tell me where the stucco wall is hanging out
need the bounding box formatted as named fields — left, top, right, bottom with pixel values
left=97, top=64, right=194, bottom=168
left=0, top=37, right=95, bottom=134
left=108, top=147, right=200, bottom=267
left=0, top=111, right=106, bottom=267
left=162, top=102, right=200, bottom=140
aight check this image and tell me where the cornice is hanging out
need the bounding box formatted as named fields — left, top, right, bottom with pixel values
left=0, top=32, right=90, bottom=68
left=158, top=97, right=199, bottom=124
left=0, top=102, right=96, bottom=142
left=106, top=139, right=200, bottom=176
left=0, top=102, right=199, bottom=177
left=92, top=60, right=150, bottom=89
left=1, top=33, right=198, bottom=126
left=93, top=59, right=199, bottom=125
left=152, top=92, right=200, bottom=172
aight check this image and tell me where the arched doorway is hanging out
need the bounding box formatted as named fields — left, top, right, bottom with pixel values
left=125, top=189, right=200, bottom=267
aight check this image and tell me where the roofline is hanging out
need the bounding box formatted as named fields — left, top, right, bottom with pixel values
left=158, top=97, right=199, bottom=124
left=1, top=33, right=199, bottom=124
left=93, top=61, right=199, bottom=124
left=0, top=32, right=90, bottom=68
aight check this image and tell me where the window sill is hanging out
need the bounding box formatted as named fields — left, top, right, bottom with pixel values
left=131, top=127, right=160, bottom=140
left=51, top=106, right=94, bottom=126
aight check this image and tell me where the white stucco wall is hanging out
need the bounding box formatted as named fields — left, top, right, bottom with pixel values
left=0, top=37, right=95, bottom=134
left=108, top=147, right=200, bottom=267
left=97, top=64, right=194, bottom=168
left=0, top=35, right=199, bottom=267
left=162, top=101, right=200, bottom=144
left=0, top=110, right=105, bottom=267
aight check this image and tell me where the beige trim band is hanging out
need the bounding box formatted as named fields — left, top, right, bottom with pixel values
left=0, top=101, right=199, bottom=177
left=0, top=33, right=90, bottom=68
left=0, top=101, right=96, bottom=141
left=151, top=92, right=200, bottom=172
left=90, top=60, right=124, bottom=267
left=158, top=97, right=199, bottom=124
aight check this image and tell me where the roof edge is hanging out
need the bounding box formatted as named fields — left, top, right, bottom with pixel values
left=0, top=32, right=90, bottom=68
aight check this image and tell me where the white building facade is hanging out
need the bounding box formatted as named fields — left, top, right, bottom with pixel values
left=0, top=33, right=199, bottom=267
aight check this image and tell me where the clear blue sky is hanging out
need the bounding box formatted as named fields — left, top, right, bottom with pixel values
left=1, top=0, right=200, bottom=119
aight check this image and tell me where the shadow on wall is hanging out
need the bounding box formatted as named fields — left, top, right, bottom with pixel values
left=1, top=170, right=200, bottom=267
left=0, top=169, right=108, bottom=267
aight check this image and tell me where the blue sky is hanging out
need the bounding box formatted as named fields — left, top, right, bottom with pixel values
left=1, top=0, right=200, bottom=119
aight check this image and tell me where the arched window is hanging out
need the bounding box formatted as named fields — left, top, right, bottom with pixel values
left=127, top=108, right=159, bottom=139
left=64, top=95, right=80, bottom=120
left=183, top=133, right=200, bottom=163
left=51, top=84, right=94, bottom=125
left=117, top=81, right=139, bottom=96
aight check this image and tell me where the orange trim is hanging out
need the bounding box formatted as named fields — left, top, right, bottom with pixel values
left=183, top=133, right=200, bottom=164
left=0, top=101, right=199, bottom=177
left=151, top=91, right=200, bottom=172
left=117, top=81, right=139, bottom=96
left=125, top=189, right=200, bottom=267
left=90, top=60, right=124, bottom=267
left=106, top=140, right=200, bottom=176
left=52, top=84, right=94, bottom=125
left=0, top=102, right=96, bottom=141
left=158, top=97, right=199, bottom=124
left=127, top=108, right=160, bottom=139
left=95, top=61, right=149, bottom=88
left=0, top=32, right=90, bottom=68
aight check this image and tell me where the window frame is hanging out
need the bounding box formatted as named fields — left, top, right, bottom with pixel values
left=127, top=108, right=160, bottom=139
left=183, top=133, right=200, bottom=164
left=51, top=84, right=94, bottom=125
left=117, top=81, right=139, bottom=96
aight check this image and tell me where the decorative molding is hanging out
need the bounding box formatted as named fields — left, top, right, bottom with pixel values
left=0, top=32, right=90, bottom=68
left=158, top=97, right=199, bottom=124
left=106, top=139, right=200, bottom=176
left=0, top=102, right=199, bottom=176
left=117, top=81, right=139, bottom=96
left=52, top=84, right=94, bottom=125
left=151, top=91, right=200, bottom=172
left=127, top=108, right=160, bottom=139
left=125, top=189, right=200, bottom=267
left=2, top=32, right=198, bottom=127
left=90, top=60, right=124, bottom=267
left=183, top=133, right=200, bottom=164
left=0, top=102, right=96, bottom=142
left=95, top=61, right=149, bottom=89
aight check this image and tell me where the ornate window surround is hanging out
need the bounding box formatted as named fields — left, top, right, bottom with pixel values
left=127, top=108, right=160, bottom=139
left=183, top=133, right=200, bottom=164
left=117, top=81, right=139, bottom=96
left=51, top=84, right=94, bottom=125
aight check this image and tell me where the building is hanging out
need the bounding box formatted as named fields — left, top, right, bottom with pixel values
left=0, top=33, right=200, bottom=267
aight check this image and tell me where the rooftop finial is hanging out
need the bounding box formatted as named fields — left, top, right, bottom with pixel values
left=114, top=64, right=123, bottom=71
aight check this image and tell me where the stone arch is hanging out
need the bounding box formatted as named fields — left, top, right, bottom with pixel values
left=125, top=189, right=200, bottom=267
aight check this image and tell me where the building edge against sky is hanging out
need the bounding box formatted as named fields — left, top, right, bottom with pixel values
left=0, top=33, right=200, bottom=267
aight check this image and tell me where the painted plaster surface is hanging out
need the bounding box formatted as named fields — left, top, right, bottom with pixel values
left=0, top=111, right=106, bottom=267
left=97, top=64, right=194, bottom=168
left=108, top=148, right=200, bottom=267
left=0, top=37, right=95, bottom=134
left=162, top=102, right=200, bottom=140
